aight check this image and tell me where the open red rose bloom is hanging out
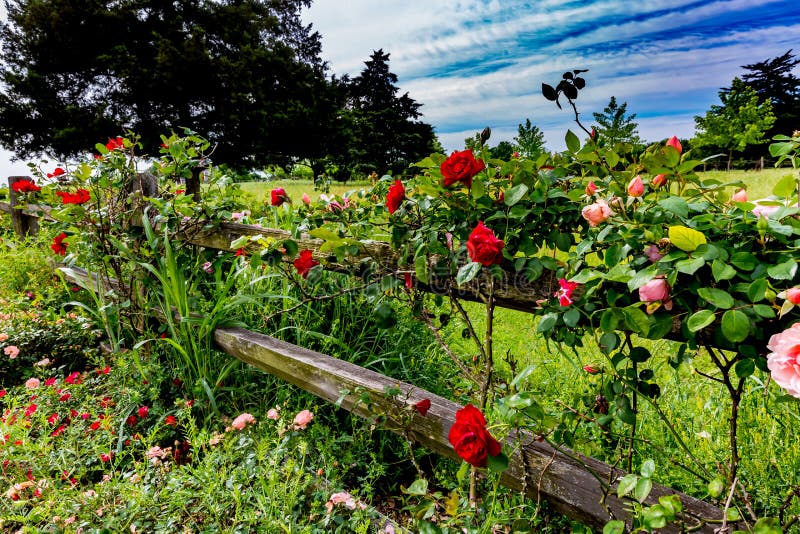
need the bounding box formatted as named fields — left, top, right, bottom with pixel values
left=56, top=188, right=91, bottom=205
left=386, top=179, right=405, bottom=214
left=293, top=249, right=319, bottom=278
left=440, top=149, right=485, bottom=188
left=448, top=404, right=501, bottom=467
left=466, top=221, right=505, bottom=266
left=271, top=187, right=288, bottom=206
left=11, top=179, right=41, bottom=193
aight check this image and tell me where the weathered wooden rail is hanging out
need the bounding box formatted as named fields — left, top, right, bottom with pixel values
left=2, top=180, right=732, bottom=531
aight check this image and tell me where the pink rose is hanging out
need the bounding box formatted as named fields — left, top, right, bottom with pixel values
left=267, top=407, right=280, bottom=420
left=767, top=323, right=800, bottom=398
left=4, top=345, right=19, bottom=359
left=301, top=193, right=311, bottom=205
left=651, top=174, right=667, bottom=188
left=581, top=199, right=612, bottom=227
left=786, top=288, right=800, bottom=305
left=555, top=278, right=579, bottom=306
left=751, top=201, right=781, bottom=219
left=25, top=378, right=40, bottom=390
left=638, top=278, right=670, bottom=303
left=627, top=175, right=644, bottom=197
left=585, top=181, right=597, bottom=196
left=202, top=261, right=214, bottom=274
left=0, top=333, right=8, bottom=342
left=731, top=189, right=747, bottom=203
left=666, top=136, right=682, bottom=153
left=231, top=412, right=256, bottom=430
left=583, top=365, right=600, bottom=374
left=645, top=244, right=664, bottom=263
left=292, top=409, right=314, bottom=430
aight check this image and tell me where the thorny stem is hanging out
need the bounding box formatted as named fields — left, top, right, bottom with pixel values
left=705, top=344, right=744, bottom=484
left=566, top=97, right=594, bottom=138
left=472, top=278, right=496, bottom=506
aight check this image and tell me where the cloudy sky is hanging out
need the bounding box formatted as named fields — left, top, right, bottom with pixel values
left=303, top=0, right=800, bottom=153
left=0, top=0, right=799, bottom=176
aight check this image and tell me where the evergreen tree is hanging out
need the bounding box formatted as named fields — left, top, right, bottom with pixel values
left=0, top=0, right=333, bottom=169
left=514, top=119, right=546, bottom=159
left=694, top=78, right=776, bottom=170
left=591, top=96, right=642, bottom=148
left=740, top=50, right=800, bottom=140
left=346, top=49, right=437, bottom=176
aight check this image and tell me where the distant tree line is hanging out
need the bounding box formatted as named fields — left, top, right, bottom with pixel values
left=0, top=0, right=438, bottom=179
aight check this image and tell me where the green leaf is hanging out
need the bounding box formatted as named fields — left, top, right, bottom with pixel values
left=722, top=309, right=750, bottom=343
left=373, top=302, right=397, bottom=329
left=711, top=259, right=737, bottom=282
left=643, top=505, right=667, bottom=530
left=772, top=173, right=798, bottom=197
left=658, top=197, right=690, bottom=218
left=403, top=478, right=428, bottom=496
left=308, top=227, right=341, bottom=242
left=687, top=310, right=716, bottom=332
left=767, top=258, right=798, bottom=280
left=456, top=262, right=482, bottom=285
left=676, top=256, right=705, bottom=275
left=697, top=287, right=734, bottom=309
left=708, top=477, right=725, bottom=498
left=640, top=459, right=655, bottom=478
left=415, top=254, right=429, bottom=285
left=668, top=226, right=707, bottom=252
left=622, top=307, right=650, bottom=335
left=752, top=304, right=775, bottom=318
left=617, top=473, right=638, bottom=498
left=603, top=520, right=625, bottom=534
left=537, top=313, right=558, bottom=333
left=563, top=308, right=581, bottom=328
left=565, top=130, right=580, bottom=153
left=417, top=521, right=444, bottom=534
left=487, top=452, right=509, bottom=473
left=747, top=279, right=767, bottom=302
left=504, top=184, right=529, bottom=206
left=730, top=252, right=758, bottom=271
left=600, top=309, right=620, bottom=332
left=735, top=358, right=755, bottom=378
left=506, top=392, right=534, bottom=409
left=752, top=517, right=782, bottom=534
left=634, top=477, right=653, bottom=503
left=510, top=364, right=536, bottom=389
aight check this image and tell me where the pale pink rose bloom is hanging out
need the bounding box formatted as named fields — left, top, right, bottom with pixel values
left=638, top=278, right=670, bottom=302
left=231, top=413, right=256, bottom=430
left=25, top=377, right=40, bottom=389
left=292, top=409, right=314, bottom=430
left=0, top=333, right=8, bottom=342
left=766, top=323, right=800, bottom=398
left=329, top=491, right=357, bottom=510
left=627, top=175, right=644, bottom=197
left=751, top=201, right=781, bottom=218
left=302, top=193, right=311, bottom=205
left=267, top=407, right=280, bottom=420
left=4, top=345, right=19, bottom=359
left=146, top=446, right=167, bottom=459
left=731, top=189, right=747, bottom=203
left=666, top=136, right=682, bottom=153
left=581, top=199, right=613, bottom=227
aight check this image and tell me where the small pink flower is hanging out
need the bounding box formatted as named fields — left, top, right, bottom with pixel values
left=0, top=333, right=8, bottom=342
left=202, top=261, right=214, bottom=274
left=555, top=279, right=579, bottom=307
left=638, top=278, right=670, bottom=303
left=651, top=174, right=667, bottom=188
left=266, top=407, right=280, bottom=420
left=752, top=202, right=781, bottom=218
left=645, top=244, right=664, bottom=263
left=581, top=199, right=613, bottom=227
left=766, top=323, right=800, bottom=398
left=4, top=345, right=19, bottom=359
left=327, top=491, right=358, bottom=512
left=627, top=175, right=644, bottom=197
left=585, top=181, right=597, bottom=196
left=732, top=189, right=747, bottom=203
left=292, top=409, right=314, bottom=430
left=99, top=452, right=113, bottom=463
left=666, top=136, right=682, bottom=153
left=583, top=365, right=600, bottom=374
left=25, top=378, right=40, bottom=390
left=231, top=413, right=256, bottom=430
left=302, top=193, right=311, bottom=205
left=137, top=406, right=149, bottom=418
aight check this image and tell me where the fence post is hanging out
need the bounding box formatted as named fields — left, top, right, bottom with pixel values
left=7, top=176, right=39, bottom=238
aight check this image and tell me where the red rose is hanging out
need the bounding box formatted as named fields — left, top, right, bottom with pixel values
left=441, top=150, right=485, bottom=188
left=47, top=167, right=66, bottom=179
left=293, top=249, right=319, bottom=279
left=56, top=188, right=90, bottom=205
left=11, top=179, right=41, bottom=193
left=51, top=232, right=68, bottom=255
left=414, top=399, right=431, bottom=416
left=466, top=222, right=504, bottom=266
left=271, top=187, right=289, bottom=206
left=137, top=406, right=149, bottom=418
left=386, top=179, right=405, bottom=214
left=448, top=404, right=501, bottom=467
left=105, top=137, right=124, bottom=151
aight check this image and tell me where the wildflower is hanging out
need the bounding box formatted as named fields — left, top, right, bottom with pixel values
left=100, top=452, right=113, bottom=463
left=137, top=406, right=149, bottom=419
left=651, top=174, right=667, bottom=188
left=292, top=409, right=314, bottom=430
left=24, top=404, right=37, bottom=417
left=645, top=244, right=664, bottom=263
left=235, top=248, right=247, bottom=257
left=266, top=407, right=280, bottom=420
left=164, top=415, right=178, bottom=427
left=105, top=137, right=124, bottom=151
left=47, top=167, right=66, bottom=179
left=4, top=345, right=19, bottom=359
left=766, top=323, right=800, bottom=398
left=301, top=193, right=311, bottom=205
left=126, top=415, right=137, bottom=426
left=25, top=378, right=40, bottom=389
left=59, top=393, right=71, bottom=402
left=732, top=189, right=747, bottom=203
left=583, top=365, right=600, bottom=374
left=466, top=222, right=505, bottom=266
left=45, top=377, right=57, bottom=386
left=585, top=181, right=597, bottom=196
left=448, top=404, right=501, bottom=467
left=231, top=413, right=255, bottom=430
left=65, top=372, right=81, bottom=384
left=0, top=333, right=7, bottom=342
left=414, top=399, right=431, bottom=416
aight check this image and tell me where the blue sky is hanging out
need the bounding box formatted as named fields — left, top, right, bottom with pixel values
left=0, top=1, right=798, bottom=176
left=303, top=0, right=800, bottom=153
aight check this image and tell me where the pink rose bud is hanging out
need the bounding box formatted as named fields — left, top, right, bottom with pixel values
left=666, top=136, right=682, bottom=153
left=583, top=365, right=600, bottom=374
left=786, top=287, right=800, bottom=305
left=651, top=174, right=667, bottom=188
left=301, top=193, right=311, bottom=205
left=732, top=189, right=747, bottom=203
left=627, top=175, right=645, bottom=197
left=581, top=199, right=613, bottom=227
left=512, top=151, right=520, bottom=158
left=585, top=181, right=597, bottom=196
left=638, top=278, right=670, bottom=303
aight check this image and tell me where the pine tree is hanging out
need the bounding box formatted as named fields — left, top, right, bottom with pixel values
left=514, top=119, right=546, bottom=159
left=591, top=97, right=642, bottom=148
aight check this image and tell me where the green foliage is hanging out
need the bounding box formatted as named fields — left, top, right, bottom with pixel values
left=514, top=118, right=547, bottom=159
left=741, top=50, right=800, bottom=145
left=591, top=96, right=642, bottom=151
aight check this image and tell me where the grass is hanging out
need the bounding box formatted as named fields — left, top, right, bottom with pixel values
left=699, top=166, right=798, bottom=199
left=239, top=179, right=372, bottom=205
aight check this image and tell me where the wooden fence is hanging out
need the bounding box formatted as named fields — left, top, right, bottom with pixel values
left=0, top=177, right=732, bottom=532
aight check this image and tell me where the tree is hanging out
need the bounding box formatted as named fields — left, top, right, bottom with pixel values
left=591, top=96, right=642, bottom=148
left=490, top=141, right=515, bottom=161
left=740, top=50, right=800, bottom=141
left=0, top=0, right=334, bottom=169
left=345, top=49, right=437, bottom=176
left=693, top=78, right=776, bottom=170
left=514, top=119, right=546, bottom=159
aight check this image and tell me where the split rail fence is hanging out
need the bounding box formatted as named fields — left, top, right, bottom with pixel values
left=1, top=176, right=732, bottom=532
